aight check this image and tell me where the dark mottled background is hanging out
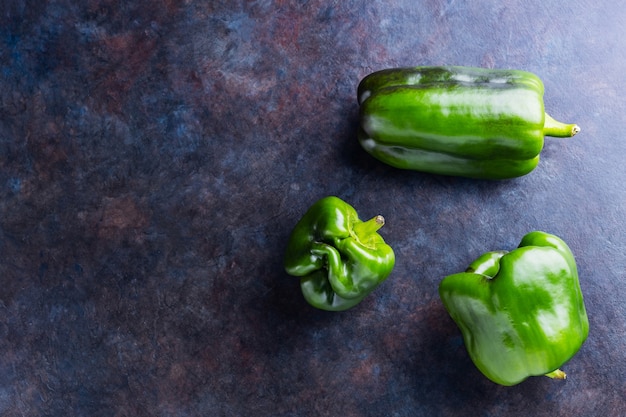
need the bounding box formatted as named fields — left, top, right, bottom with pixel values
left=1, top=0, right=625, bottom=416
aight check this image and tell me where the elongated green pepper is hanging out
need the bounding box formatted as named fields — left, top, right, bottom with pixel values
left=439, top=231, right=589, bottom=386
left=357, top=66, right=580, bottom=179
left=284, top=196, right=395, bottom=311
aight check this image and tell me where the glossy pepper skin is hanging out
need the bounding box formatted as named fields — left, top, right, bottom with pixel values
left=357, top=66, right=580, bottom=179
left=284, top=196, right=395, bottom=311
left=439, top=231, right=589, bottom=386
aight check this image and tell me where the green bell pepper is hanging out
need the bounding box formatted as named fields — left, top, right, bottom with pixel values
left=284, top=196, right=395, bottom=311
left=357, top=66, right=580, bottom=179
left=438, top=231, right=589, bottom=386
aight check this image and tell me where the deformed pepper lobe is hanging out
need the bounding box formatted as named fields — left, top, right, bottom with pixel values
left=284, top=196, right=395, bottom=311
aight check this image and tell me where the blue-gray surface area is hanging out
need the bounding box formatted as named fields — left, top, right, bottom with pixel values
left=0, top=1, right=624, bottom=416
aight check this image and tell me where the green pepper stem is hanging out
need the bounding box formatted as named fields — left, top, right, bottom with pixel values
left=544, top=113, right=580, bottom=137
left=544, top=369, right=567, bottom=380
left=352, top=215, right=385, bottom=240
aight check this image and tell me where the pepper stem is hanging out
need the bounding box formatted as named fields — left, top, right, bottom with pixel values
left=543, top=113, right=580, bottom=137
left=352, top=215, right=385, bottom=240
left=544, top=369, right=567, bottom=380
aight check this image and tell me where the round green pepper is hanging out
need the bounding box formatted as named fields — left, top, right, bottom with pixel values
left=439, top=231, right=589, bottom=386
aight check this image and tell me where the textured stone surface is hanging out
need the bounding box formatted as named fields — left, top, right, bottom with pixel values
left=1, top=0, right=625, bottom=415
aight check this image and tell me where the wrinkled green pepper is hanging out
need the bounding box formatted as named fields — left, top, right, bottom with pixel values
left=439, top=231, right=589, bottom=386
left=284, top=196, right=395, bottom=311
left=357, top=66, right=580, bottom=179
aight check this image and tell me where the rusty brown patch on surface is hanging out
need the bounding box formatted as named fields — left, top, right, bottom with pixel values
left=97, top=195, right=149, bottom=241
